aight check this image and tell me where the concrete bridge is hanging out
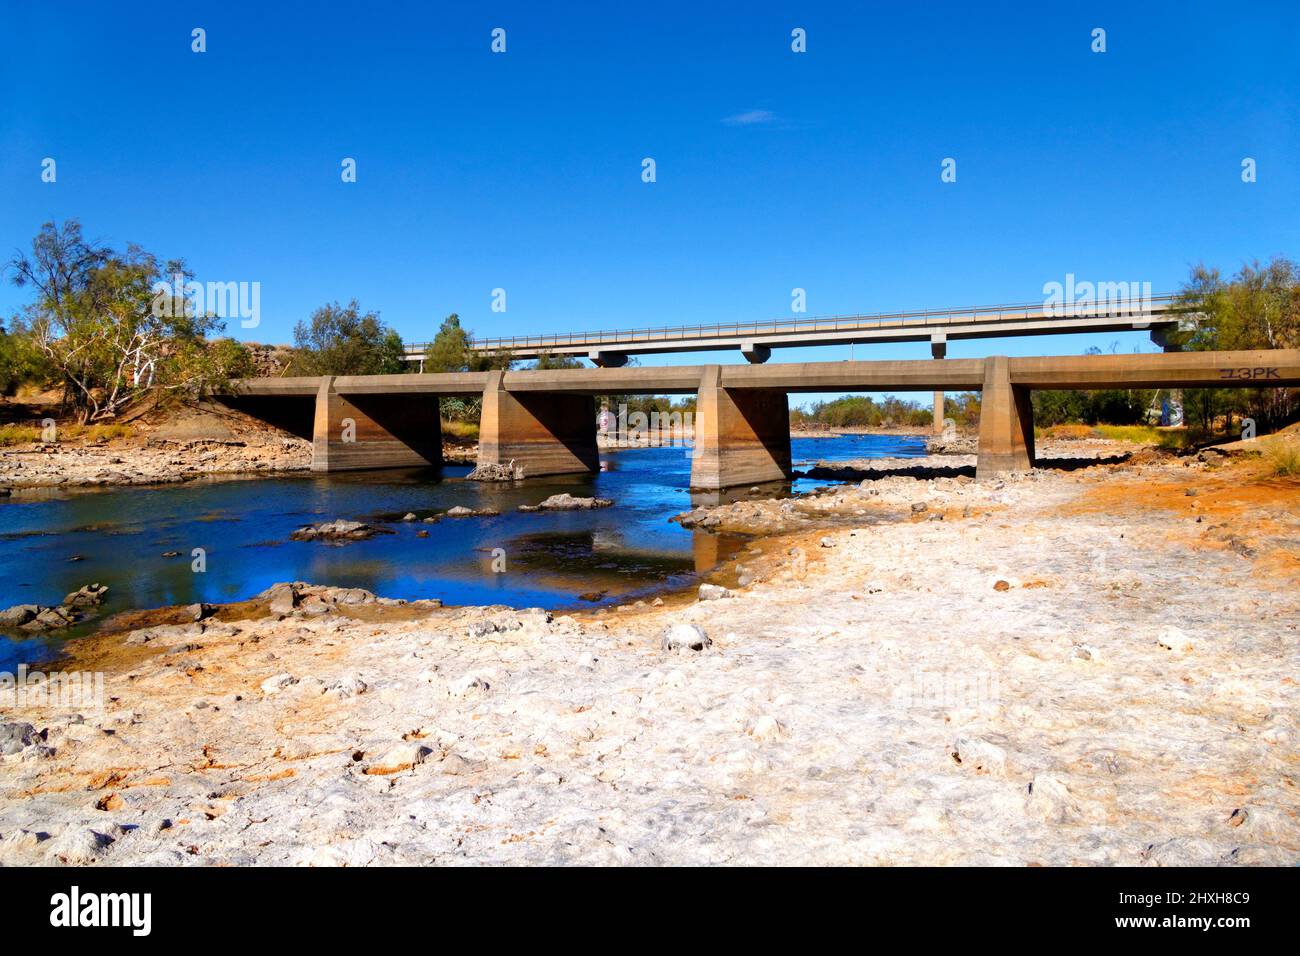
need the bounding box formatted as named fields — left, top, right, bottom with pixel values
left=220, top=349, right=1300, bottom=490
left=404, top=294, right=1190, bottom=368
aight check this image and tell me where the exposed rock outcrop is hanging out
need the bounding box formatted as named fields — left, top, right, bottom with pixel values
left=519, top=493, right=614, bottom=512
left=290, top=520, right=390, bottom=542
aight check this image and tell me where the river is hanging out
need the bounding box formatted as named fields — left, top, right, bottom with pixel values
left=0, top=433, right=926, bottom=670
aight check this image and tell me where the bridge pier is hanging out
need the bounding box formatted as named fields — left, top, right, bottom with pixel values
left=477, top=370, right=599, bottom=477
left=930, top=334, right=948, bottom=434
left=976, top=356, right=1035, bottom=478
left=311, top=377, right=442, bottom=472
left=690, top=366, right=792, bottom=490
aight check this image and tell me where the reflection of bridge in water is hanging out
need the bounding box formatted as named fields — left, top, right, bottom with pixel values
left=220, top=350, right=1300, bottom=490
left=431, top=528, right=743, bottom=597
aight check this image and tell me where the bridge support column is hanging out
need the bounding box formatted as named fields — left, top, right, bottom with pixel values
left=930, top=334, right=948, bottom=434
left=690, top=366, right=792, bottom=490
left=477, top=371, right=599, bottom=477
left=312, top=377, right=442, bottom=472
left=976, top=356, right=1034, bottom=479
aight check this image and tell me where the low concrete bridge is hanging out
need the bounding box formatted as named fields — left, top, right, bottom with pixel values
left=404, top=294, right=1189, bottom=367
left=220, top=349, right=1300, bottom=489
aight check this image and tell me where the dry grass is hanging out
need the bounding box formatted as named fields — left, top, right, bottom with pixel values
left=64, top=423, right=132, bottom=441
left=1092, top=424, right=1159, bottom=443
left=441, top=419, right=479, bottom=440
left=1093, top=424, right=1194, bottom=449
left=0, top=424, right=42, bottom=446
left=1042, top=424, right=1095, bottom=440
left=1262, top=437, right=1300, bottom=476
left=0, top=422, right=131, bottom=446
left=1037, top=423, right=1192, bottom=449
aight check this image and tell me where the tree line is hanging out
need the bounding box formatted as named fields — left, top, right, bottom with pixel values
left=790, top=395, right=935, bottom=429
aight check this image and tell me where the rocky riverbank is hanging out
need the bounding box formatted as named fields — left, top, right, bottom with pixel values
left=0, top=436, right=313, bottom=489
left=0, top=448, right=1296, bottom=865
left=0, top=402, right=312, bottom=489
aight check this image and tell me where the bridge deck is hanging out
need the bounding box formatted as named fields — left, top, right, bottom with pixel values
left=231, top=350, right=1299, bottom=398
left=403, top=295, right=1188, bottom=361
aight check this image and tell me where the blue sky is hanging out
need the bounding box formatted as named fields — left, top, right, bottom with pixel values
left=2, top=1, right=1297, bottom=405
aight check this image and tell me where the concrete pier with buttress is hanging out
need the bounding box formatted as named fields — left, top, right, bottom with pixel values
left=218, top=349, right=1300, bottom=489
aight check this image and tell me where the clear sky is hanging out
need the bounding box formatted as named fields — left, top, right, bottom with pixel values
left=2, top=1, right=1296, bottom=405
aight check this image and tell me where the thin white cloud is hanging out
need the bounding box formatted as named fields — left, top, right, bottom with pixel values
left=722, top=109, right=776, bottom=126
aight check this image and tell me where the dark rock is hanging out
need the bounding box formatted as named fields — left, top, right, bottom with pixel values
left=262, top=582, right=301, bottom=616
left=185, top=603, right=214, bottom=622
left=0, top=722, right=41, bottom=756
left=290, top=520, right=386, bottom=542
left=521, top=494, right=613, bottom=512
left=0, top=605, right=40, bottom=628
left=24, top=607, right=77, bottom=631
left=63, top=583, right=108, bottom=608
left=445, top=506, right=500, bottom=518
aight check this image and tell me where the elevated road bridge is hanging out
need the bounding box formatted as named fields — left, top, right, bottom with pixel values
left=404, top=294, right=1192, bottom=367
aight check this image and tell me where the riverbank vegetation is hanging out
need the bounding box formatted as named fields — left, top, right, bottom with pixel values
left=1263, top=435, right=1300, bottom=476
left=0, top=421, right=132, bottom=446
left=288, top=300, right=406, bottom=376
left=3, top=221, right=255, bottom=422
left=1036, top=423, right=1191, bottom=449
left=791, top=395, right=934, bottom=429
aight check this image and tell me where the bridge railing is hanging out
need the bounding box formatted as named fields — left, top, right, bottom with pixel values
left=403, top=292, right=1189, bottom=354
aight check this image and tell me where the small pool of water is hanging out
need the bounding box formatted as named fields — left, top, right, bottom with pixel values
left=0, top=434, right=927, bottom=670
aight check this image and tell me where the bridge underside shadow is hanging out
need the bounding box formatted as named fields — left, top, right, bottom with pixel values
left=219, top=379, right=442, bottom=472
left=218, top=394, right=316, bottom=441
left=313, top=381, right=441, bottom=471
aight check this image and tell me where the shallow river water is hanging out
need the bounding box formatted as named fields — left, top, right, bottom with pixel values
left=0, top=434, right=925, bottom=669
